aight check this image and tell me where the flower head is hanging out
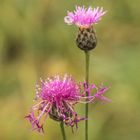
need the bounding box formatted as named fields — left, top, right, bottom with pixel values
left=64, top=6, right=107, bottom=28
left=25, top=74, right=110, bottom=133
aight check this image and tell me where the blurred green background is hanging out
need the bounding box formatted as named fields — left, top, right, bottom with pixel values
left=0, top=0, right=140, bottom=140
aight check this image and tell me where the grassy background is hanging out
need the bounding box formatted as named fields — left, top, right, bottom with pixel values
left=0, top=0, right=140, bottom=140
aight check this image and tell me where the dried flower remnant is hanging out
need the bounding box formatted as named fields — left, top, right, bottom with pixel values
left=25, top=75, right=110, bottom=133
left=64, top=6, right=107, bottom=51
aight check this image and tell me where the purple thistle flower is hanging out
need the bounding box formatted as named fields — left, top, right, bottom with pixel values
left=64, top=6, right=107, bottom=28
left=25, top=74, right=110, bottom=133
left=64, top=6, right=107, bottom=51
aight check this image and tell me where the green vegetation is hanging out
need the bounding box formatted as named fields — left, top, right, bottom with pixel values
left=0, top=0, right=140, bottom=140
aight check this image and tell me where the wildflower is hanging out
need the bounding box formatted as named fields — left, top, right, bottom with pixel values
left=64, top=6, right=106, bottom=27
left=64, top=6, right=107, bottom=51
left=25, top=75, right=110, bottom=133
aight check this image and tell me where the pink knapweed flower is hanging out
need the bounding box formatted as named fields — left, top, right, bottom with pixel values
left=64, top=6, right=107, bottom=28
left=25, top=75, right=110, bottom=133
left=64, top=6, right=107, bottom=51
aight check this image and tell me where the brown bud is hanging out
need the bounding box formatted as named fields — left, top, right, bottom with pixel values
left=76, top=26, right=97, bottom=51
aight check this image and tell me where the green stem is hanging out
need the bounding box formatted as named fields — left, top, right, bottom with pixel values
left=85, top=51, right=90, bottom=140
left=60, top=122, right=66, bottom=140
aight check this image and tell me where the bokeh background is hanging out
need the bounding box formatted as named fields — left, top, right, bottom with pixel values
left=0, top=0, right=140, bottom=140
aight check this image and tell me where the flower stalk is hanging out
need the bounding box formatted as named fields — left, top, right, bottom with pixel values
left=60, top=122, right=66, bottom=140
left=85, top=51, right=90, bottom=140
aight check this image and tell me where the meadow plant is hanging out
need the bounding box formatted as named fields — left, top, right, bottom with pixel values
left=26, top=5, right=110, bottom=140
